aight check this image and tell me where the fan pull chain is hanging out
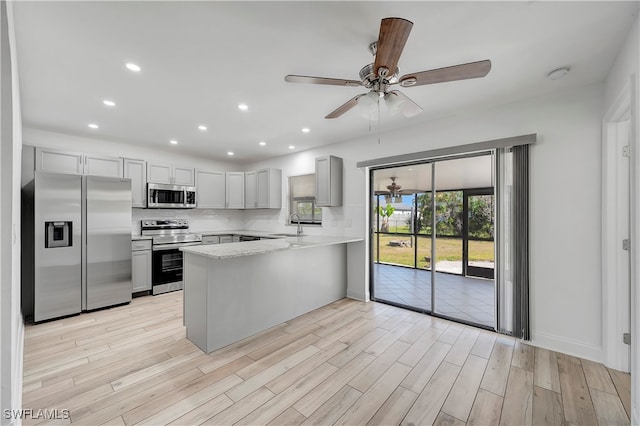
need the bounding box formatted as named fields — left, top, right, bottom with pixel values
left=377, top=95, right=381, bottom=144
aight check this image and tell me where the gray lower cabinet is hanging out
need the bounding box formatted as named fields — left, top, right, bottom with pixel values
left=131, top=240, right=152, bottom=293
left=201, top=235, right=220, bottom=245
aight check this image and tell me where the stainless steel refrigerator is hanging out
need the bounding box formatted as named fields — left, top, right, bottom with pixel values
left=22, top=171, right=132, bottom=322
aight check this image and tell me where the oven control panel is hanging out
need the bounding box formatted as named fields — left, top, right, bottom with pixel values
left=142, top=219, right=189, bottom=231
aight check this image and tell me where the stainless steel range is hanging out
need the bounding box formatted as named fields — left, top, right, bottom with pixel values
left=141, top=219, right=202, bottom=295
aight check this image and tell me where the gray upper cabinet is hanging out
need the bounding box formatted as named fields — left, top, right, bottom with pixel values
left=84, top=154, right=124, bottom=177
left=35, top=147, right=123, bottom=177
left=124, top=159, right=147, bottom=208
left=147, top=163, right=195, bottom=185
left=225, top=172, right=245, bottom=209
left=315, top=156, right=343, bottom=207
left=174, top=166, right=195, bottom=186
left=256, top=168, right=282, bottom=209
left=36, top=148, right=83, bottom=175
left=245, top=168, right=281, bottom=209
left=195, top=170, right=226, bottom=209
left=244, top=170, right=257, bottom=209
left=147, top=163, right=172, bottom=184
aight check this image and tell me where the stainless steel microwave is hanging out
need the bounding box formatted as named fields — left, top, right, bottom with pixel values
left=147, top=183, right=196, bottom=208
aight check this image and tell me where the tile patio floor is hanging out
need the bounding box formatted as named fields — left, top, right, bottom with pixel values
left=372, top=263, right=495, bottom=328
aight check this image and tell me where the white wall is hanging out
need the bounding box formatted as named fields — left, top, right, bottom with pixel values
left=1, top=2, right=24, bottom=423
left=244, top=82, right=606, bottom=362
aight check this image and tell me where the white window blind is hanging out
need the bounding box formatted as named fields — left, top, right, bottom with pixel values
left=289, top=174, right=322, bottom=225
left=290, top=174, right=315, bottom=198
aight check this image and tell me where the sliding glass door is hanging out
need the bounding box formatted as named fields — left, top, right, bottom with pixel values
left=371, top=153, right=496, bottom=329
left=371, top=163, right=433, bottom=311
left=431, top=156, right=495, bottom=327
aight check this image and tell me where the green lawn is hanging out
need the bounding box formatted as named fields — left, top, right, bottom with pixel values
left=373, top=234, right=494, bottom=269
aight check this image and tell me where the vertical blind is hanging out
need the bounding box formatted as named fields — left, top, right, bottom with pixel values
left=497, top=145, right=530, bottom=340
left=512, top=144, right=530, bottom=340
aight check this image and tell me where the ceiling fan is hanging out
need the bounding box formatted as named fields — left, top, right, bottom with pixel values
left=375, top=177, right=409, bottom=202
left=284, top=17, right=492, bottom=119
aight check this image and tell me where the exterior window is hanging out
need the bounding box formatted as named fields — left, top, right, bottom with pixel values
left=289, top=174, right=322, bottom=225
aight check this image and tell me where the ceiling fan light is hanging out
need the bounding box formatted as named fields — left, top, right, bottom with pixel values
left=384, top=92, right=406, bottom=115
left=357, top=91, right=382, bottom=120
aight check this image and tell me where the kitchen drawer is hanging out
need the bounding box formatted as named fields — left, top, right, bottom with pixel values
left=201, top=235, right=220, bottom=245
left=131, top=240, right=152, bottom=251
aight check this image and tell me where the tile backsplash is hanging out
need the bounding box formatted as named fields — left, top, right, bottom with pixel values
left=131, top=208, right=245, bottom=234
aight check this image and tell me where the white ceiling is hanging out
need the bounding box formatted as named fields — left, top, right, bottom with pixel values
left=372, top=154, right=493, bottom=193
left=11, top=1, right=638, bottom=164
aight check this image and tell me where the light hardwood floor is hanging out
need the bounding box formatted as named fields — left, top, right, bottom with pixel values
left=22, top=292, right=631, bottom=425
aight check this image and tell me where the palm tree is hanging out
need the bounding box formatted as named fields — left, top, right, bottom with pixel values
left=378, top=204, right=395, bottom=232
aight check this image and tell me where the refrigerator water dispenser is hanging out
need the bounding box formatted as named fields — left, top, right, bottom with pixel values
left=45, top=221, right=72, bottom=248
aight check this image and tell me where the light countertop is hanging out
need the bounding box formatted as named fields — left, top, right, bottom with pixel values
left=180, top=235, right=363, bottom=259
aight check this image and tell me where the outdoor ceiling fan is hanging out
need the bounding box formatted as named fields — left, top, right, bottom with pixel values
left=284, top=17, right=492, bottom=119
left=375, top=177, right=408, bottom=202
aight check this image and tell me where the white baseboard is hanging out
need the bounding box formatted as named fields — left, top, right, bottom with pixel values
left=346, top=291, right=367, bottom=302
left=529, top=330, right=603, bottom=363
left=12, top=320, right=24, bottom=426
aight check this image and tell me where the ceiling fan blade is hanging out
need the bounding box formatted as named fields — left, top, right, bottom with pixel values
left=373, top=18, right=413, bottom=79
left=399, top=59, right=492, bottom=87
left=325, top=94, right=366, bottom=119
left=284, top=75, right=362, bottom=87
left=385, top=90, right=423, bottom=117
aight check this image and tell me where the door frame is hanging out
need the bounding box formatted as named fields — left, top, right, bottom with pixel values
left=601, top=78, right=634, bottom=373
left=463, top=187, right=495, bottom=279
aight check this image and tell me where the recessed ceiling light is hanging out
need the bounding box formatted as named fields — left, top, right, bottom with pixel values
left=288, top=145, right=295, bottom=150
left=259, top=141, right=266, bottom=146
left=227, top=151, right=234, bottom=156
left=198, top=125, right=207, bottom=131
left=103, top=100, right=116, bottom=107
left=169, top=139, right=178, bottom=145
left=237, top=104, right=248, bottom=111
left=88, top=123, right=99, bottom=129
left=301, top=128, right=310, bottom=133
left=547, top=66, right=571, bottom=80
left=125, top=62, right=141, bottom=72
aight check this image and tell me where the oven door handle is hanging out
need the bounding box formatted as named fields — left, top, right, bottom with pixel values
left=152, top=242, right=202, bottom=251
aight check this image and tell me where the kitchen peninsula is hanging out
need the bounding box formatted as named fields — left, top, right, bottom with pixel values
left=180, top=235, right=363, bottom=353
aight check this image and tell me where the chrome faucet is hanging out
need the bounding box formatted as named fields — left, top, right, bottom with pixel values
left=288, top=213, right=303, bottom=236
